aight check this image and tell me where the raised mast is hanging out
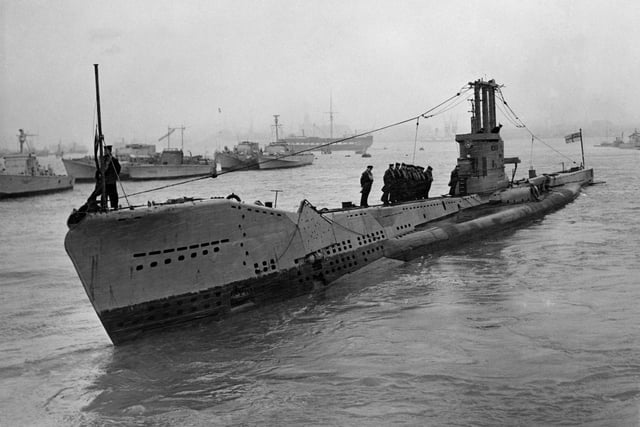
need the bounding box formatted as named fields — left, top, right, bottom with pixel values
left=93, top=64, right=107, bottom=210
left=324, top=93, right=337, bottom=140
left=329, top=94, right=334, bottom=139
left=273, top=115, right=281, bottom=141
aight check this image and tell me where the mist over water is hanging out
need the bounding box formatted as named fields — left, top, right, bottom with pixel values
left=1, top=138, right=638, bottom=426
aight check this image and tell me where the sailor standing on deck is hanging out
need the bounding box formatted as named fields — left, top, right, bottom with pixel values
left=88, top=145, right=121, bottom=209
left=381, top=163, right=394, bottom=206
left=425, top=165, right=433, bottom=198
left=390, top=163, right=401, bottom=203
left=448, top=165, right=459, bottom=196
left=360, top=165, right=374, bottom=207
left=103, top=146, right=121, bottom=209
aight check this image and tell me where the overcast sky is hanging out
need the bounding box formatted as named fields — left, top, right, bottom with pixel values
left=1, top=0, right=638, bottom=152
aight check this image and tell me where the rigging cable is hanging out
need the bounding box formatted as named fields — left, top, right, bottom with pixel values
left=126, top=173, right=216, bottom=197
left=496, top=87, right=576, bottom=164
left=495, top=102, right=524, bottom=129
left=114, top=159, right=131, bottom=207
left=122, top=86, right=473, bottom=198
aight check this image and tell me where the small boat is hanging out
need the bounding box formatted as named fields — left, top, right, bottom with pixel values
left=121, top=127, right=214, bottom=180
left=257, top=115, right=314, bottom=169
left=126, top=148, right=214, bottom=180
left=214, top=141, right=261, bottom=171
left=62, top=143, right=158, bottom=181
left=597, top=132, right=624, bottom=148
left=65, top=72, right=593, bottom=345
left=1, top=129, right=74, bottom=198
left=257, top=142, right=314, bottom=169
left=617, top=129, right=640, bottom=149
left=597, top=130, right=640, bottom=149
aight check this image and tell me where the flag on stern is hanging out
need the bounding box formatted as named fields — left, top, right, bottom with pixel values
left=565, top=130, right=582, bottom=144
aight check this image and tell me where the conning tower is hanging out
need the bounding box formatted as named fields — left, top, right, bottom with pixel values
left=453, top=79, right=518, bottom=195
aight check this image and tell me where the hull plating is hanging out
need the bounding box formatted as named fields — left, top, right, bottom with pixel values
left=0, top=175, right=74, bottom=198
left=279, top=135, right=373, bottom=152
left=65, top=169, right=591, bottom=344
left=65, top=195, right=481, bottom=343
left=257, top=155, right=314, bottom=169
left=215, top=152, right=259, bottom=171
left=127, top=164, right=214, bottom=180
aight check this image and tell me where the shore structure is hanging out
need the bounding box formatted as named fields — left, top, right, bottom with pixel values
left=65, top=73, right=593, bottom=344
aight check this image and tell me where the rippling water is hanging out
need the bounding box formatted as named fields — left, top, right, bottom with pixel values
left=1, top=138, right=638, bottom=426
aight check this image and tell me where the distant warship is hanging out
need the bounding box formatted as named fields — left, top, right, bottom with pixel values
left=1, top=129, right=74, bottom=198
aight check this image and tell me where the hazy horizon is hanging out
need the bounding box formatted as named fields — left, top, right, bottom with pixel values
left=2, top=0, right=638, bottom=154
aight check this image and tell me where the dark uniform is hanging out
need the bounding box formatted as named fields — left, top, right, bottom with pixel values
left=88, top=145, right=122, bottom=209
left=425, top=166, right=433, bottom=199
left=448, top=165, right=459, bottom=196
left=360, top=165, right=374, bottom=207
left=381, top=164, right=394, bottom=205
left=399, top=163, right=409, bottom=202
left=390, top=163, right=401, bottom=203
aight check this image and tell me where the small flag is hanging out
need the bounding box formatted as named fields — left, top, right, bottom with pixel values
left=565, top=131, right=581, bottom=144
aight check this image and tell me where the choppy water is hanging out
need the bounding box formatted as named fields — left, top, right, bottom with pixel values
left=1, top=138, right=638, bottom=426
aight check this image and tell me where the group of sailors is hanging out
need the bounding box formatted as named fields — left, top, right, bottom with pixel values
left=360, top=162, right=434, bottom=207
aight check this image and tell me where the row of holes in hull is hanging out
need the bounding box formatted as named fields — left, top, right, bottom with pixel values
left=103, top=242, right=386, bottom=336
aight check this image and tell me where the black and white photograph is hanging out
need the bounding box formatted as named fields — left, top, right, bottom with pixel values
left=1, top=1, right=638, bottom=425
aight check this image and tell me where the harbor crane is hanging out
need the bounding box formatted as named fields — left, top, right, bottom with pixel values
left=158, top=125, right=187, bottom=150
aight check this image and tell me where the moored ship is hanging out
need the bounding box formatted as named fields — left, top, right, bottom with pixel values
left=214, top=141, right=261, bottom=171
left=597, top=134, right=625, bottom=147
left=278, top=97, right=373, bottom=153
left=257, top=115, right=314, bottom=169
left=65, top=73, right=593, bottom=345
left=598, top=129, right=640, bottom=149
left=618, top=129, right=640, bottom=149
left=279, top=134, right=373, bottom=153
left=1, top=130, right=74, bottom=198
left=257, top=142, right=314, bottom=169
left=62, top=143, right=156, bottom=181
left=126, top=148, right=214, bottom=180
left=126, top=127, right=214, bottom=180
left=61, top=156, right=104, bottom=181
